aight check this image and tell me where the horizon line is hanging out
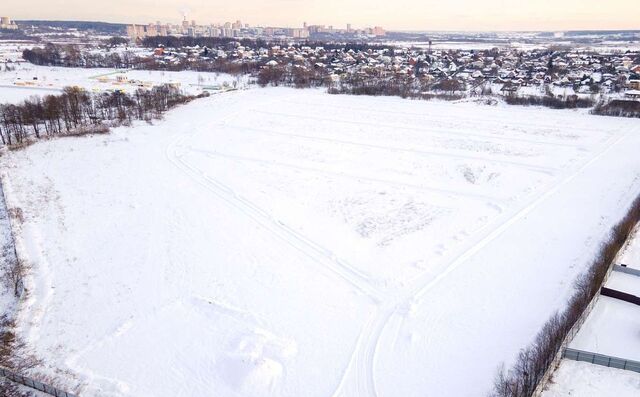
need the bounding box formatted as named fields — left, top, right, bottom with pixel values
left=11, top=18, right=640, bottom=34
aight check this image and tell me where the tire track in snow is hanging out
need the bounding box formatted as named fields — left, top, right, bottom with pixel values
left=219, top=123, right=558, bottom=175
left=249, top=109, right=587, bottom=149
left=164, top=93, right=385, bottom=302
left=187, top=147, right=506, bottom=204
left=167, top=136, right=383, bottom=301
left=166, top=91, right=628, bottom=397
left=331, top=127, right=633, bottom=397
left=275, top=97, right=615, bottom=137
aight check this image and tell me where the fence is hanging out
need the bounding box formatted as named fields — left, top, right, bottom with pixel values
left=531, top=248, right=619, bottom=396
left=600, top=287, right=640, bottom=306
left=562, top=348, right=640, bottom=373
left=613, top=264, right=640, bottom=277
left=0, top=366, right=78, bottom=397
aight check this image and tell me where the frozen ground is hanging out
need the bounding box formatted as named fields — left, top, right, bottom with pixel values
left=2, top=87, right=640, bottom=396
left=0, top=84, right=64, bottom=104
left=541, top=359, right=640, bottom=397
left=569, top=296, right=640, bottom=362
left=606, top=270, right=640, bottom=297
left=0, top=61, right=247, bottom=104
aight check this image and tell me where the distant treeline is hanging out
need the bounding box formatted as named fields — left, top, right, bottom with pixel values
left=564, top=30, right=640, bottom=36
left=22, top=44, right=256, bottom=74
left=505, top=94, right=595, bottom=109
left=17, top=20, right=126, bottom=35
left=141, top=36, right=393, bottom=53
left=0, top=29, right=35, bottom=41
left=0, top=85, right=197, bottom=147
left=23, top=44, right=138, bottom=68
left=592, top=99, right=640, bottom=118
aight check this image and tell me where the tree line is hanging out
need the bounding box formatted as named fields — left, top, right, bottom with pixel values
left=23, top=43, right=138, bottom=68
left=592, top=99, right=640, bottom=118
left=0, top=85, right=196, bottom=147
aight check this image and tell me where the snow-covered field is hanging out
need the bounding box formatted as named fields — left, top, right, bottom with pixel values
left=0, top=61, right=247, bottom=104
left=2, top=86, right=640, bottom=396
left=542, top=359, right=640, bottom=396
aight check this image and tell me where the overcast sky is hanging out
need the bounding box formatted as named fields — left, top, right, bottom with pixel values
left=4, top=0, right=638, bottom=31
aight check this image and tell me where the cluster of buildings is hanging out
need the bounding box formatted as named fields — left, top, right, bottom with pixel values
left=127, top=19, right=248, bottom=40
left=0, top=16, right=19, bottom=30
left=146, top=42, right=640, bottom=98
left=303, top=22, right=385, bottom=37
left=127, top=19, right=385, bottom=41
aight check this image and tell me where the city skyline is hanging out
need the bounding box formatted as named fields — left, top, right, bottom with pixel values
left=4, top=0, right=640, bottom=31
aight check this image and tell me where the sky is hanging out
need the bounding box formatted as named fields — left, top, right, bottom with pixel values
left=4, top=0, right=639, bottom=31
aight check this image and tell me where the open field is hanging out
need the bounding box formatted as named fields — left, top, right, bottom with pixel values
left=2, top=87, right=640, bottom=396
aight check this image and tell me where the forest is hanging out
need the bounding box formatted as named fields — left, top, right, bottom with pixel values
left=0, top=85, right=197, bottom=147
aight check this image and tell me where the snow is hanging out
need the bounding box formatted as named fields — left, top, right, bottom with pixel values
left=0, top=84, right=63, bottom=104
left=0, top=62, right=248, bottom=104
left=2, top=86, right=640, bottom=396
left=569, top=296, right=640, bottom=362
left=568, top=272, right=640, bottom=362
left=606, top=271, right=640, bottom=297
left=541, top=359, right=640, bottom=397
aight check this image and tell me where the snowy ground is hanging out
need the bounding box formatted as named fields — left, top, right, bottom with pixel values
left=544, top=230, right=640, bottom=396
left=2, top=87, right=640, bottom=396
left=618, top=226, right=640, bottom=271
left=0, top=60, right=248, bottom=104
left=567, top=262, right=640, bottom=362
left=542, top=359, right=640, bottom=396
left=569, top=295, right=640, bottom=361
left=567, top=238, right=640, bottom=361
left=606, top=270, right=640, bottom=297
